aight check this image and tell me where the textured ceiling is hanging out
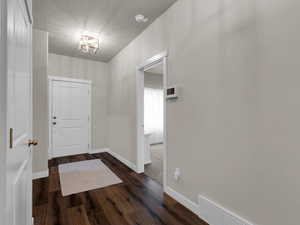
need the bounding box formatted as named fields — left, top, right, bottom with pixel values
left=33, top=0, right=176, bottom=62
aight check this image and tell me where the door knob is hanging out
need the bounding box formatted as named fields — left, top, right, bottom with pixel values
left=28, top=140, right=38, bottom=147
left=53, top=122, right=56, bottom=125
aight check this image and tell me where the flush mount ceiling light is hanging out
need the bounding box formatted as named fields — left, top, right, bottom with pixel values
left=135, top=14, right=148, bottom=23
left=78, top=32, right=100, bottom=55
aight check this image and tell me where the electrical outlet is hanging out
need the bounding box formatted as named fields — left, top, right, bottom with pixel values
left=174, top=168, right=180, bottom=181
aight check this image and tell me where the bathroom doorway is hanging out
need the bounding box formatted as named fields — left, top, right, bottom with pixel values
left=136, top=52, right=167, bottom=189
left=144, top=63, right=164, bottom=184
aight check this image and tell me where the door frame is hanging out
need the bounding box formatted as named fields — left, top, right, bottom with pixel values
left=48, top=76, right=92, bottom=159
left=136, top=51, right=168, bottom=191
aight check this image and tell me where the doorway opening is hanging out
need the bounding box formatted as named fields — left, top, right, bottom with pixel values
left=136, top=51, right=168, bottom=189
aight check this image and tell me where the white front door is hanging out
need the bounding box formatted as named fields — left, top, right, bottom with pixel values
left=51, top=79, right=91, bottom=158
left=6, top=0, right=33, bottom=224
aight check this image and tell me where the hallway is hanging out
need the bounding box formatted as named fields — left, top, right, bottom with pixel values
left=33, top=153, right=207, bottom=225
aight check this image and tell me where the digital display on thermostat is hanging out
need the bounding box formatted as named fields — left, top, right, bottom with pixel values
left=167, top=88, right=175, bottom=95
left=166, top=86, right=178, bottom=99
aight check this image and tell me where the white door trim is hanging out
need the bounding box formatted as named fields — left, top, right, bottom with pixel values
left=48, top=76, right=92, bottom=85
left=48, top=76, right=92, bottom=158
left=136, top=51, right=168, bottom=191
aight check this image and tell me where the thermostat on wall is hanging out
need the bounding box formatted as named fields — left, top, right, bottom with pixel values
left=166, top=86, right=178, bottom=99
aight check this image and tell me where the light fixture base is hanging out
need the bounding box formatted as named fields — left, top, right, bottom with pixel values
left=135, top=14, right=148, bottom=23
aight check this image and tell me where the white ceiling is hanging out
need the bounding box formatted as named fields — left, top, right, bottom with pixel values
left=33, top=0, right=176, bottom=62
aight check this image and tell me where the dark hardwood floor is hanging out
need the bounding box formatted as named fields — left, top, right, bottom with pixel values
left=33, top=152, right=208, bottom=225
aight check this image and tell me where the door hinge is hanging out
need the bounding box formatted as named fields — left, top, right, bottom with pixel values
left=9, top=128, right=13, bottom=149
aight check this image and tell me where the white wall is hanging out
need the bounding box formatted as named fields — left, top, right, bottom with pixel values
left=32, top=29, right=48, bottom=173
left=144, top=72, right=163, bottom=89
left=108, top=1, right=300, bottom=225
left=48, top=53, right=109, bottom=150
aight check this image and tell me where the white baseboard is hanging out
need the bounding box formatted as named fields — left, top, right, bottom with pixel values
left=48, top=148, right=52, bottom=160
left=90, top=148, right=109, bottom=154
left=165, top=187, right=255, bottom=225
left=165, top=186, right=199, bottom=216
left=107, top=149, right=137, bottom=172
left=89, top=148, right=137, bottom=172
left=145, top=160, right=152, bottom=165
left=32, top=170, right=49, bottom=180
left=198, top=195, right=255, bottom=225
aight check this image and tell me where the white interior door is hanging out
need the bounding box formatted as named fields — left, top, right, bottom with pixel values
left=6, top=0, right=33, bottom=224
left=51, top=79, right=91, bottom=158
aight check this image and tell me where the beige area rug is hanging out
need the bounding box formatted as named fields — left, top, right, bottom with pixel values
left=59, top=159, right=122, bottom=196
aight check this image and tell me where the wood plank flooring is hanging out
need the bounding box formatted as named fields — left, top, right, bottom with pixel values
left=33, top=152, right=208, bottom=225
